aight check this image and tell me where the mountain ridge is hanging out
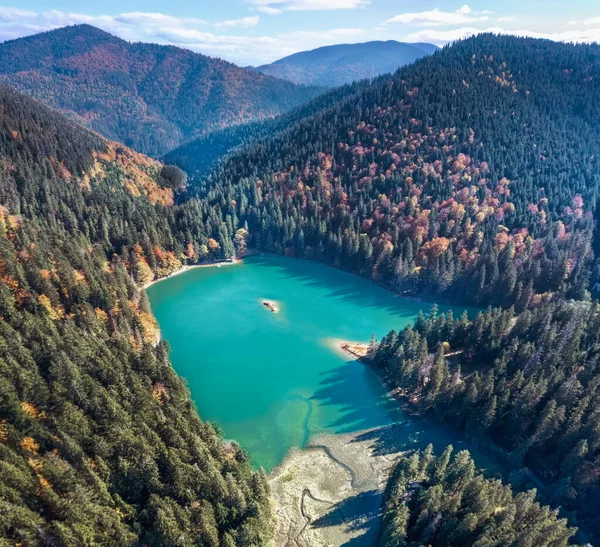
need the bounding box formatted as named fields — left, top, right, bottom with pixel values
left=255, top=40, right=438, bottom=87
left=0, top=24, right=322, bottom=156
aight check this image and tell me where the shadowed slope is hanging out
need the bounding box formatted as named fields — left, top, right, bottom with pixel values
left=0, top=24, right=321, bottom=155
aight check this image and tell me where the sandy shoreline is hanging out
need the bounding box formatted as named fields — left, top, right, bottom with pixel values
left=142, top=259, right=242, bottom=290
left=323, top=337, right=370, bottom=360
left=142, top=249, right=261, bottom=291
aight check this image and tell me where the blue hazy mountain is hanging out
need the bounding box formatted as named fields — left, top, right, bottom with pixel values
left=255, top=40, right=438, bottom=87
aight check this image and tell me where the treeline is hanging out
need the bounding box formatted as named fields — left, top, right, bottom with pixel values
left=371, top=300, right=600, bottom=541
left=0, top=84, right=271, bottom=545
left=193, top=34, right=600, bottom=310
left=380, top=446, right=578, bottom=546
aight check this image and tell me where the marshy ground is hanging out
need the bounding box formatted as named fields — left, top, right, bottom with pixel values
left=269, top=424, right=403, bottom=546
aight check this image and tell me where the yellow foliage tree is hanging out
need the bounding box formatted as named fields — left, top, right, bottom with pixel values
left=38, top=294, right=64, bottom=320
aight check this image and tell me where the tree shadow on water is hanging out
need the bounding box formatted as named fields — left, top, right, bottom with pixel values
left=313, top=361, right=507, bottom=475
left=247, top=254, right=443, bottom=320
left=351, top=414, right=509, bottom=480
left=311, top=363, right=401, bottom=434
left=311, top=490, right=383, bottom=546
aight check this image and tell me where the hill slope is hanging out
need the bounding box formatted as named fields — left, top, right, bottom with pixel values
left=255, top=40, right=437, bottom=87
left=0, top=25, right=321, bottom=156
left=163, top=78, right=374, bottom=178
left=198, top=34, right=600, bottom=311
left=380, top=447, right=577, bottom=546
left=0, top=84, right=271, bottom=545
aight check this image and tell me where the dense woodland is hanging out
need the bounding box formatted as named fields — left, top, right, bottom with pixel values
left=164, top=79, right=376, bottom=179
left=190, top=35, right=600, bottom=309
left=0, top=24, right=321, bottom=156
left=181, top=34, right=600, bottom=543
left=0, top=85, right=271, bottom=545
left=379, top=447, right=577, bottom=546
left=371, top=302, right=600, bottom=541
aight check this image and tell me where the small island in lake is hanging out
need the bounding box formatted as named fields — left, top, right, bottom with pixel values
left=262, top=299, right=279, bottom=313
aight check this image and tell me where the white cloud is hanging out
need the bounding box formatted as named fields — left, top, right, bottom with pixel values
left=215, top=16, right=260, bottom=30
left=497, top=16, right=516, bottom=23
left=256, top=6, right=283, bottom=15
left=404, top=26, right=600, bottom=47
left=384, top=5, right=489, bottom=27
left=0, top=7, right=37, bottom=21
left=151, top=27, right=367, bottom=63
left=583, top=17, right=600, bottom=25
left=0, top=4, right=598, bottom=67
left=0, top=6, right=372, bottom=64
left=0, top=9, right=209, bottom=42
left=251, top=0, right=369, bottom=14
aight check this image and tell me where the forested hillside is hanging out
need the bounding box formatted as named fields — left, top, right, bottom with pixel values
left=379, top=447, right=577, bottom=546
left=185, top=37, right=600, bottom=541
left=0, top=84, right=271, bottom=545
left=0, top=24, right=321, bottom=156
left=3, top=30, right=600, bottom=547
left=370, top=302, right=600, bottom=541
left=198, top=34, right=600, bottom=310
left=164, top=79, right=373, bottom=179
left=255, top=40, right=437, bottom=87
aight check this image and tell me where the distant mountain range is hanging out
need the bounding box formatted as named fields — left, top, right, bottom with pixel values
left=255, top=40, right=438, bottom=87
left=0, top=25, right=321, bottom=156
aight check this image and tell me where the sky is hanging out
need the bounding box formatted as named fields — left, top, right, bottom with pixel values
left=2, top=0, right=599, bottom=66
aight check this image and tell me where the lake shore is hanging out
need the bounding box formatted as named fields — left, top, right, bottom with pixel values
left=268, top=426, right=401, bottom=547
left=142, top=249, right=260, bottom=290
left=268, top=338, right=512, bottom=547
left=146, top=253, right=509, bottom=545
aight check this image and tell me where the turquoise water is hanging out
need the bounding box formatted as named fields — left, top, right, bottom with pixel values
left=147, top=255, right=480, bottom=472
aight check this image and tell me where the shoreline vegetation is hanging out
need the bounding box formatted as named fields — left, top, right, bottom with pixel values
left=142, top=249, right=260, bottom=290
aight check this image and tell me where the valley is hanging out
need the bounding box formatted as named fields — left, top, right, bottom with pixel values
left=0, top=25, right=321, bottom=156
left=146, top=254, right=503, bottom=544
left=0, top=22, right=598, bottom=547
